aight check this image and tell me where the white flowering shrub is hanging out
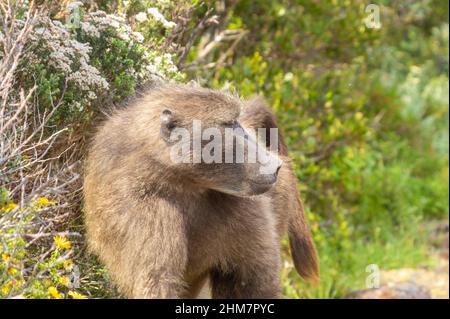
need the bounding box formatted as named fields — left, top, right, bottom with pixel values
left=23, top=17, right=108, bottom=122
left=13, top=3, right=184, bottom=127
left=76, top=9, right=184, bottom=101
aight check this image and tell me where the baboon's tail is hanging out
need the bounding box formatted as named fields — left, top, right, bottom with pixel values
left=240, top=97, right=319, bottom=283
left=287, top=189, right=319, bottom=283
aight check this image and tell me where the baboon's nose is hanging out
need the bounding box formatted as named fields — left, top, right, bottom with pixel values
left=275, top=163, right=282, bottom=176
left=272, top=158, right=283, bottom=177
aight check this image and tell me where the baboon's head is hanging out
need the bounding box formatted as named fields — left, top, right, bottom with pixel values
left=147, top=85, right=282, bottom=197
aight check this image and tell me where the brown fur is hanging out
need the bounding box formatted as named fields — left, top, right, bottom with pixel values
left=83, top=84, right=318, bottom=299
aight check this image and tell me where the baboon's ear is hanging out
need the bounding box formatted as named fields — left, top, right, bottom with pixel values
left=160, top=109, right=176, bottom=142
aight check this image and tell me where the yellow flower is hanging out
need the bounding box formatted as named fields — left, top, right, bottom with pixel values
left=63, top=260, right=74, bottom=270
left=2, top=253, right=10, bottom=263
left=53, top=235, right=71, bottom=250
left=1, top=203, right=17, bottom=213
left=48, top=286, right=62, bottom=299
left=59, top=276, right=69, bottom=286
left=8, top=267, right=18, bottom=275
left=1, top=282, right=13, bottom=296
left=68, top=291, right=88, bottom=299
left=34, top=197, right=57, bottom=208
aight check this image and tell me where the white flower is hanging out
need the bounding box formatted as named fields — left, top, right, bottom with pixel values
left=133, top=32, right=145, bottom=43
left=146, top=63, right=158, bottom=74
left=118, top=30, right=130, bottom=42
left=135, top=12, right=148, bottom=23
left=163, top=21, right=177, bottom=29
left=67, top=1, right=84, bottom=11
left=154, top=56, right=162, bottom=66
left=147, top=7, right=177, bottom=29
left=284, top=72, right=294, bottom=82
left=109, top=20, right=120, bottom=29
left=87, top=91, right=97, bottom=100
left=80, top=22, right=100, bottom=37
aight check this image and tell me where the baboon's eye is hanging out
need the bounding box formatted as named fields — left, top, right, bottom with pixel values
left=166, top=121, right=176, bottom=130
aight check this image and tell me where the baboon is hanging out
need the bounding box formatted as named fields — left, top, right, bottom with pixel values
left=83, top=84, right=318, bottom=298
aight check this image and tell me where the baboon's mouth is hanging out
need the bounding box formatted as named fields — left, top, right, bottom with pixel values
left=250, top=179, right=276, bottom=186
left=248, top=183, right=274, bottom=196
left=248, top=176, right=277, bottom=195
left=249, top=174, right=278, bottom=186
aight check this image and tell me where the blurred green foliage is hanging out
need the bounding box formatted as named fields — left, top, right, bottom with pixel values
left=188, top=0, right=449, bottom=297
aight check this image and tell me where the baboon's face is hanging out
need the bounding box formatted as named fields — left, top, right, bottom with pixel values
left=159, top=100, right=282, bottom=197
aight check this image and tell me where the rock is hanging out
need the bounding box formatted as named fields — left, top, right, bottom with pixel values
left=347, top=221, right=449, bottom=299
left=382, top=266, right=449, bottom=299
left=346, top=282, right=431, bottom=299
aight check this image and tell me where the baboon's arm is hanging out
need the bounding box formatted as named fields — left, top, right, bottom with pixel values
left=125, top=199, right=188, bottom=298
